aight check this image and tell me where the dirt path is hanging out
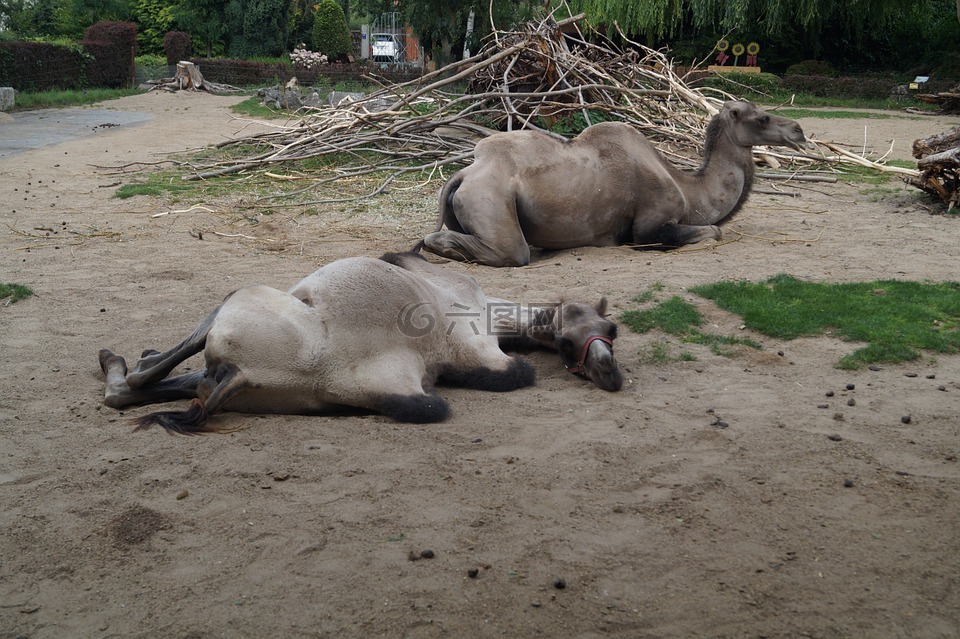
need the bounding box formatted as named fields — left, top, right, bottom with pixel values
left=2, top=92, right=959, bottom=639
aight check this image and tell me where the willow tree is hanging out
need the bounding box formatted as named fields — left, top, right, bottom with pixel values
left=565, top=0, right=951, bottom=41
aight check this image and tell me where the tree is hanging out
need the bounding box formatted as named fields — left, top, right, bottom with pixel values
left=311, top=0, right=351, bottom=61
left=400, top=0, right=540, bottom=64
left=563, top=0, right=947, bottom=43
left=224, top=0, right=289, bottom=57
left=132, top=0, right=175, bottom=55
left=174, top=0, right=228, bottom=57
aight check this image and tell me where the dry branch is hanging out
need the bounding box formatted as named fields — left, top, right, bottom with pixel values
left=178, top=15, right=899, bottom=202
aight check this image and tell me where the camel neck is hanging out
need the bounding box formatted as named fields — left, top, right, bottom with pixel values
left=679, top=119, right=756, bottom=226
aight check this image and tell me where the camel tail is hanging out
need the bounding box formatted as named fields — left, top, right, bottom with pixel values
left=131, top=399, right=211, bottom=435
left=432, top=172, right=465, bottom=233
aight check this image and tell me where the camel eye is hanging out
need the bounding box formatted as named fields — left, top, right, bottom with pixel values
left=759, top=115, right=770, bottom=126
left=607, top=324, right=618, bottom=339
left=555, top=336, right=575, bottom=356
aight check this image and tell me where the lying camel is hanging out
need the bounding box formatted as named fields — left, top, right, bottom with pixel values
left=98, top=254, right=622, bottom=433
left=381, top=251, right=622, bottom=391
left=421, top=100, right=807, bottom=266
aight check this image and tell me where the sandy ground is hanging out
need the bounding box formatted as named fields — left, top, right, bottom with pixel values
left=1, top=92, right=960, bottom=639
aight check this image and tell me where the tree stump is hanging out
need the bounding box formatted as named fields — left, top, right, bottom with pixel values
left=138, top=62, right=242, bottom=94
left=174, top=61, right=206, bottom=90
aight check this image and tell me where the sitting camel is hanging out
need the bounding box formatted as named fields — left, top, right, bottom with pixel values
left=421, top=100, right=807, bottom=266
left=98, top=254, right=622, bottom=433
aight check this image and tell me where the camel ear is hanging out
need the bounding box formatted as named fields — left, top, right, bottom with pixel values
left=595, top=297, right=608, bottom=316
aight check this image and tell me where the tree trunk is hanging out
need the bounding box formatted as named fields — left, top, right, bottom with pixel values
left=175, top=61, right=206, bottom=90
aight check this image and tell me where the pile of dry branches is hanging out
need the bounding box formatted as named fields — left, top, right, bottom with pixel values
left=182, top=14, right=911, bottom=205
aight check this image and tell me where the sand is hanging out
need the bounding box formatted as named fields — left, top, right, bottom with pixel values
left=1, top=92, right=959, bottom=639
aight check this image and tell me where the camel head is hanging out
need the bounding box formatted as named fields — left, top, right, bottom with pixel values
left=553, top=298, right=624, bottom=392
left=719, top=100, right=808, bottom=151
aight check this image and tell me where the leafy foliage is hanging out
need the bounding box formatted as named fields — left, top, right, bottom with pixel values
left=311, top=0, right=351, bottom=61
left=82, top=20, right=136, bottom=87
left=173, top=0, right=227, bottom=58
left=162, top=29, right=190, bottom=65
left=131, top=0, right=173, bottom=55
left=225, top=0, right=290, bottom=58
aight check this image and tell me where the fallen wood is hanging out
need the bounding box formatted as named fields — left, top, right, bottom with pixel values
left=908, top=126, right=960, bottom=210
left=916, top=89, right=960, bottom=114
left=912, top=125, right=960, bottom=158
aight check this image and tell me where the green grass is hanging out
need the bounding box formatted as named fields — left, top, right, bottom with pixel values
left=13, top=88, right=142, bottom=111
left=690, top=274, right=960, bottom=369
left=621, top=294, right=761, bottom=358
left=231, top=96, right=293, bottom=119
left=115, top=181, right=201, bottom=199
left=0, top=283, right=34, bottom=304
left=769, top=108, right=902, bottom=120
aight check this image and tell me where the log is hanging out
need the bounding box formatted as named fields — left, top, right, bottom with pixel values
left=917, top=146, right=960, bottom=170
left=912, top=125, right=960, bottom=159
left=908, top=135, right=960, bottom=210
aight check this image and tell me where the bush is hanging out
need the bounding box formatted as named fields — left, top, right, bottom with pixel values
left=0, top=41, right=87, bottom=91
left=163, top=31, right=192, bottom=66
left=785, top=60, right=836, bottom=77
left=696, top=71, right=783, bottom=97
left=83, top=21, right=137, bottom=88
left=781, top=74, right=902, bottom=100
left=311, top=0, right=351, bottom=62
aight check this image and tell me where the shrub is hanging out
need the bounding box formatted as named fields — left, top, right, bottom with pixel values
left=0, top=41, right=87, bottom=91
left=163, top=31, right=192, bottom=66
left=785, top=60, right=836, bottom=77
left=696, top=71, right=783, bottom=96
left=311, top=0, right=351, bottom=62
left=83, top=21, right=137, bottom=88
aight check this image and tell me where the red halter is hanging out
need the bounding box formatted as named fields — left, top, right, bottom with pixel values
left=566, top=335, right=614, bottom=379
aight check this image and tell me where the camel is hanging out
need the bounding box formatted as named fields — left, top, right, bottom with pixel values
left=98, top=254, right=622, bottom=433
left=420, top=100, right=808, bottom=266
left=381, top=251, right=622, bottom=392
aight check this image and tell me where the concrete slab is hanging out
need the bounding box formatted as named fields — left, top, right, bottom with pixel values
left=0, top=108, right=154, bottom=159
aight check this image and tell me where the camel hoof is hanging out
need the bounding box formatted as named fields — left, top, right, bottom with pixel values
left=98, top=349, right=127, bottom=375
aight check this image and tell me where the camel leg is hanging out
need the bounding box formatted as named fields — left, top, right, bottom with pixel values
left=653, top=222, right=722, bottom=247
left=334, top=353, right=451, bottom=423
left=123, top=303, right=224, bottom=389
left=99, top=349, right=203, bottom=409
left=440, top=356, right=535, bottom=392
left=424, top=181, right=531, bottom=267
left=423, top=230, right=530, bottom=267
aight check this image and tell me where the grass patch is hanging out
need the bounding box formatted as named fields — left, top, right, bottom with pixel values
left=690, top=274, right=960, bottom=369
left=621, top=294, right=761, bottom=358
left=13, top=88, right=142, bottom=111
left=231, top=96, right=293, bottom=120
left=0, top=283, right=34, bottom=304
